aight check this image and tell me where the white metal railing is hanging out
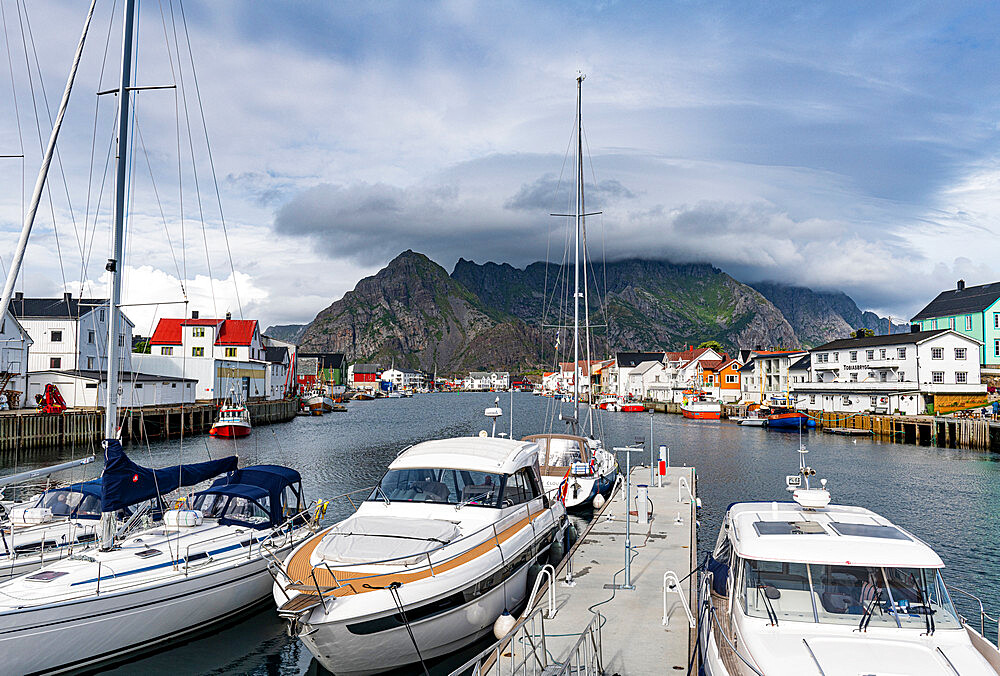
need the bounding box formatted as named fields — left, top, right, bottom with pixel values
left=950, top=585, right=1000, bottom=646
left=678, top=476, right=693, bottom=504
left=662, top=570, right=695, bottom=627
left=526, top=563, right=557, bottom=619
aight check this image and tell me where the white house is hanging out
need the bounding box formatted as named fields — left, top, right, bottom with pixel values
left=381, top=367, right=425, bottom=391
left=10, top=293, right=133, bottom=373
left=264, top=346, right=291, bottom=400
left=0, top=308, right=32, bottom=408
left=26, top=370, right=196, bottom=409
left=142, top=313, right=268, bottom=401
left=791, top=329, right=986, bottom=416
left=464, top=372, right=491, bottom=391
left=738, top=349, right=808, bottom=405
left=608, top=352, right=666, bottom=397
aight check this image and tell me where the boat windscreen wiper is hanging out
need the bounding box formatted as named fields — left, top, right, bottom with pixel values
left=756, top=584, right=780, bottom=626
left=455, top=490, right=493, bottom=510
left=858, top=591, right=882, bottom=632
left=909, top=573, right=935, bottom=636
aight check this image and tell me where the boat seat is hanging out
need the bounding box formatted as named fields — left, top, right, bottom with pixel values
left=414, top=481, right=450, bottom=502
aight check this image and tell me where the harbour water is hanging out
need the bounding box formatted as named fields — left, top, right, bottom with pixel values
left=6, top=392, right=1000, bottom=674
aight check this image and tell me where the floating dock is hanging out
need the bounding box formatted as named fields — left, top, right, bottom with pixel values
left=459, top=464, right=698, bottom=675
left=822, top=427, right=872, bottom=436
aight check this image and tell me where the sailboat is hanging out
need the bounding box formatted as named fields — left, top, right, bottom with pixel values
left=0, top=2, right=319, bottom=671
left=527, top=75, right=618, bottom=510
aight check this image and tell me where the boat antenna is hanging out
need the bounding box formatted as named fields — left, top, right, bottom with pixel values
left=100, top=0, right=137, bottom=552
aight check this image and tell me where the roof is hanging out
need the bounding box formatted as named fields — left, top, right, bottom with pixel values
left=738, top=361, right=756, bottom=372
left=264, top=346, right=289, bottom=364
left=616, top=352, right=665, bottom=368
left=911, top=281, right=1000, bottom=321
left=28, top=369, right=197, bottom=383
left=666, top=347, right=712, bottom=363
left=559, top=360, right=602, bottom=376
left=469, top=371, right=490, bottom=378
left=789, top=355, right=811, bottom=371
left=699, top=359, right=725, bottom=371
left=389, top=437, right=539, bottom=475
left=9, top=296, right=107, bottom=319
left=631, top=360, right=663, bottom=376
left=727, top=501, right=942, bottom=568
left=298, top=352, right=345, bottom=370
left=149, top=318, right=259, bottom=346
left=717, top=358, right=740, bottom=370
left=811, top=329, right=977, bottom=351
left=751, top=349, right=805, bottom=356
left=352, top=363, right=381, bottom=374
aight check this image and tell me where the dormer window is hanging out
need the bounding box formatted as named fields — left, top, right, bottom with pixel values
left=192, top=327, right=205, bottom=338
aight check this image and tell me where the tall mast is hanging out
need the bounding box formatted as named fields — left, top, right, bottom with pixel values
left=100, top=0, right=137, bottom=551
left=572, top=73, right=584, bottom=432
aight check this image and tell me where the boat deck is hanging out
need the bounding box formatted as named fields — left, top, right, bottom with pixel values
left=500, top=465, right=698, bottom=674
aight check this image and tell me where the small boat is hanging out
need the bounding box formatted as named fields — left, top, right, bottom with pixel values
left=303, top=386, right=334, bottom=413
left=386, top=391, right=402, bottom=399
left=620, top=402, right=646, bottom=412
left=699, top=447, right=1000, bottom=675
left=330, top=404, right=347, bottom=412
left=524, top=433, right=618, bottom=510
left=680, top=390, right=721, bottom=420
left=595, top=395, right=620, bottom=411
left=209, top=403, right=251, bottom=438
left=767, top=407, right=815, bottom=429
left=736, top=416, right=766, bottom=427
left=273, top=436, right=567, bottom=675
left=352, top=392, right=376, bottom=401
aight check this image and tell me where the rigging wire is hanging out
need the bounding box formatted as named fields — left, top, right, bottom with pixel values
left=0, top=0, right=26, bottom=282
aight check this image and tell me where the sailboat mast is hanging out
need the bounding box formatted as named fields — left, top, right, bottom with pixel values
left=572, top=73, right=584, bottom=430
left=100, top=0, right=136, bottom=550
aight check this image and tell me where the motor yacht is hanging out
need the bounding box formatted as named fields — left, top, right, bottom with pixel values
left=272, top=436, right=567, bottom=676
left=0, top=443, right=319, bottom=674
left=523, top=433, right=617, bottom=510
left=699, top=448, right=1000, bottom=675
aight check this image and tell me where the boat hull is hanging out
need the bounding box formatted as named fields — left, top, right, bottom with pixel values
left=620, top=404, right=645, bottom=412
left=209, top=422, right=251, bottom=438
left=766, top=412, right=813, bottom=429
left=681, top=406, right=721, bottom=420
left=0, top=546, right=291, bottom=675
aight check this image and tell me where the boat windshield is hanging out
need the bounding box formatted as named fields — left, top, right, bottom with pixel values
left=545, top=439, right=585, bottom=467
left=34, top=489, right=101, bottom=519
left=188, top=493, right=271, bottom=526
left=370, top=468, right=504, bottom=507
left=741, top=559, right=961, bottom=629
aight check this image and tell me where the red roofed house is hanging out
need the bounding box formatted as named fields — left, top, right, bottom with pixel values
left=144, top=311, right=268, bottom=402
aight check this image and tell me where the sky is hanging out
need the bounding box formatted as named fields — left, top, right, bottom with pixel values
left=1, top=1, right=999, bottom=332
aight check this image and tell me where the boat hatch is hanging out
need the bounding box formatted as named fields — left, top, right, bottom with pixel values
left=26, top=571, right=68, bottom=582
left=753, top=520, right=827, bottom=536
left=828, top=522, right=911, bottom=541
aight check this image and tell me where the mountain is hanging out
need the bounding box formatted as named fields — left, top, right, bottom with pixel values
left=297, top=250, right=548, bottom=372
left=750, top=282, right=906, bottom=347
left=452, top=258, right=800, bottom=353
left=263, top=324, right=307, bottom=343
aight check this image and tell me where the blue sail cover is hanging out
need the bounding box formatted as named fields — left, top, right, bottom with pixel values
left=101, top=439, right=239, bottom=513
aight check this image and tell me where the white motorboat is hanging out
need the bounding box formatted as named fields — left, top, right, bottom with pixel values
left=0, top=450, right=319, bottom=674
left=273, top=436, right=567, bottom=676
left=699, top=448, right=1000, bottom=675
left=524, top=433, right=617, bottom=510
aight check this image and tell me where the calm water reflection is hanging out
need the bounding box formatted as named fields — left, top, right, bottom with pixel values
left=6, top=392, right=1000, bottom=674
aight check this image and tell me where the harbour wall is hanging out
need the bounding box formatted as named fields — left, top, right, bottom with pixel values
left=0, top=399, right=298, bottom=455
left=643, top=400, right=1000, bottom=452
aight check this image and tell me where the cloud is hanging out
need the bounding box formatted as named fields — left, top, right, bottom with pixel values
left=504, top=174, right=635, bottom=212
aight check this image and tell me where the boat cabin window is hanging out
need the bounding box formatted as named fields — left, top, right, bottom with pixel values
left=282, top=483, right=304, bottom=516
left=189, top=493, right=271, bottom=526
left=372, top=468, right=504, bottom=507
left=741, top=559, right=960, bottom=628
left=35, top=489, right=101, bottom=519
left=501, top=468, right=539, bottom=507
left=545, top=438, right=586, bottom=468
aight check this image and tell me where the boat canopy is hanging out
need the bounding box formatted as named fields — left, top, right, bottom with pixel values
left=522, top=434, right=592, bottom=475
left=101, top=439, right=239, bottom=513
left=33, top=479, right=104, bottom=520
left=199, top=464, right=303, bottom=527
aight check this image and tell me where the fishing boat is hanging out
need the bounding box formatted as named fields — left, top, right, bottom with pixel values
left=209, top=395, right=252, bottom=438
left=272, top=436, right=567, bottom=675
left=303, top=385, right=334, bottom=413
left=620, top=401, right=646, bottom=412
left=595, top=395, right=620, bottom=411
left=353, top=391, right=376, bottom=401
left=767, top=407, right=814, bottom=429
left=699, top=447, right=1000, bottom=675
left=680, top=390, right=722, bottom=420
left=386, top=390, right=402, bottom=399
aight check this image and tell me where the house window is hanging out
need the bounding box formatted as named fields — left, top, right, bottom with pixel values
left=809, top=395, right=816, bottom=405
left=866, top=349, right=874, bottom=360
left=931, top=347, right=943, bottom=359
left=966, top=315, right=973, bottom=331
left=192, top=347, right=204, bottom=357
left=879, top=371, right=887, bottom=382
left=996, top=339, right=1000, bottom=358
left=192, top=327, right=205, bottom=337
left=897, top=348, right=906, bottom=359
left=870, top=396, right=878, bottom=408
left=118, top=335, right=124, bottom=346
left=99, top=309, right=105, bottom=322
left=955, top=347, right=967, bottom=360
left=161, top=346, right=173, bottom=355
left=51, top=330, right=62, bottom=342
left=726, top=375, right=738, bottom=384
left=898, top=371, right=905, bottom=381
left=87, top=357, right=94, bottom=369
left=135, top=383, right=143, bottom=389
left=879, top=349, right=886, bottom=359
left=818, top=353, right=828, bottom=363
left=956, top=371, right=968, bottom=384
left=842, top=396, right=852, bottom=406
left=850, top=372, right=858, bottom=382
left=833, top=352, right=839, bottom=362
left=225, top=347, right=237, bottom=358
left=88, top=330, right=94, bottom=344
left=49, top=357, right=61, bottom=368
left=850, top=351, right=857, bottom=362
left=171, top=383, right=176, bottom=388
left=932, top=371, right=944, bottom=384
left=949, top=317, right=956, bottom=330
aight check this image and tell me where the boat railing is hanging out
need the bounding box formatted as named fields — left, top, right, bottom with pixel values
left=282, top=487, right=562, bottom=587
left=699, top=571, right=766, bottom=676
left=949, top=585, right=1000, bottom=646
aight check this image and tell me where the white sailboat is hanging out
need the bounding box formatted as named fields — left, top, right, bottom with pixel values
left=529, top=74, right=618, bottom=511
left=0, top=3, right=320, bottom=672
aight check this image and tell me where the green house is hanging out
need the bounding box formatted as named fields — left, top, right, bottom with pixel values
left=911, top=280, right=1000, bottom=366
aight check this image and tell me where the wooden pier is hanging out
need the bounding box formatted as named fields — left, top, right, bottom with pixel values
left=0, top=399, right=298, bottom=455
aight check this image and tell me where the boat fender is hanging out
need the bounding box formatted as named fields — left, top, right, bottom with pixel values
left=566, top=522, right=579, bottom=548
left=592, top=493, right=606, bottom=510
left=10, top=507, right=53, bottom=525
left=493, top=610, right=516, bottom=640
left=549, top=539, right=565, bottom=565
left=163, top=509, right=204, bottom=527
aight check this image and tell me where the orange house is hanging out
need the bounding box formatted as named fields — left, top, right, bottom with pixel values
left=717, top=358, right=742, bottom=402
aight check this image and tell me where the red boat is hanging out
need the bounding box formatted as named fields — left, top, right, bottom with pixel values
left=620, top=403, right=646, bottom=412
left=209, top=405, right=251, bottom=438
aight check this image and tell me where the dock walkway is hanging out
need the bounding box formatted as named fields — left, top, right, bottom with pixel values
left=475, top=465, right=698, bottom=675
